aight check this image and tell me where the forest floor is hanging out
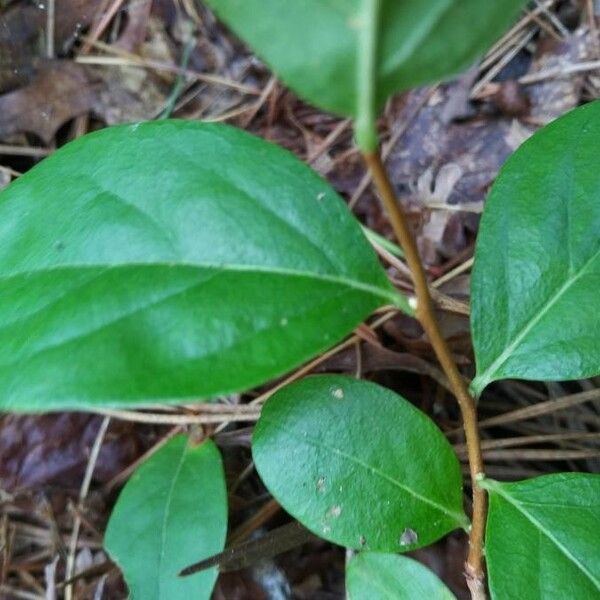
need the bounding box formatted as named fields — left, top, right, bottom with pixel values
left=1, top=1, right=599, bottom=598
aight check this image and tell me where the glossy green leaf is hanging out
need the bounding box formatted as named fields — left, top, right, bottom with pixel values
left=471, top=101, right=600, bottom=396
left=347, top=552, right=457, bottom=599
left=0, top=120, right=405, bottom=411
left=481, top=474, right=600, bottom=600
left=252, top=375, right=467, bottom=551
left=206, top=0, right=525, bottom=148
left=104, top=435, right=227, bottom=600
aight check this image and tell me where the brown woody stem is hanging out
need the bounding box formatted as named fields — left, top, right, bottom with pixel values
left=363, top=151, right=487, bottom=600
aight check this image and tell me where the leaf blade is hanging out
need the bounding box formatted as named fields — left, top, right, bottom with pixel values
left=346, top=552, right=457, bottom=600
left=0, top=120, right=404, bottom=410
left=481, top=474, right=600, bottom=599
left=206, top=0, right=525, bottom=137
left=471, top=101, right=600, bottom=395
left=104, top=435, right=227, bottom=600
left=252, top=375, right=467, bottom=552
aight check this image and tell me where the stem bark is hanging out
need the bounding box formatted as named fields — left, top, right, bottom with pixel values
left=363, top=151, right=487, bottom=599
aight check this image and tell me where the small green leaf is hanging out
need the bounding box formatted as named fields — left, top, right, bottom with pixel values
left=252, top=375, right=467, bottom=551
left=347, top=552, right=457, bottom=599
left=206, top=0, right=525, bottom=149
left=104, top=435, right=227, bottom=600
left=0, top=120, right=405, bottom=410
left=471, top=101, right=600, bottom=395
left=481, top=474, right=600, bottom=600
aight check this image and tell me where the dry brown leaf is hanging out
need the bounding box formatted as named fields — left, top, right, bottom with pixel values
left=0, top=61, right=98, bottom=143
left=0, top=413, right=140, bottom=492
left=527, top=30, right=587, bottom=123
left=0, top=0, right=103, bottom=92
left=115, top=0, right=153, bottom=52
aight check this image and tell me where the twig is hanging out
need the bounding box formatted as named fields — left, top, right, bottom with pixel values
left=363, top=151, right=487, bottom=600
left=455, top=431, right=600, bottom=454
left=519, top=60, right=600, bottom=84
left=476, top=388, right=600, bottom=431
left=481, top=448, right=600, bottom=461
left=307, top=118, right=351, bottom=164
left=588, top=0, right=600, bottom=57
left=479, top=0, right=556, bottom=71
left=81, top=0, right=127, bottom=54
left=432, top=257, right=474, bottom=289
left=0, top=145, right=51, bottom=158
left=92, top=407, right=260, bottom=425
left=239, top=76, right=277, bottom=128
left=46, top=0, right=55, bottom=59
left=64, top=417, right=110, bottom=600
left=534, top=0, right=570, bottom=37
left=471, top=29, right=536, bottom=98
left=76, top=54, right=258, bottom=94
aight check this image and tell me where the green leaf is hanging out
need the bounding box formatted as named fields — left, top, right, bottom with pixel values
left=481, top=474, right=600, bottom=600
left=252, top=375, right=467, bottom=551
left=0, top=120, right=405, bottom=411
left=471, top=101, right=600, bottom=396
left=104, top=435, right=227, bottom=600
left=347, top=552, right=457, bottom=599
left=205, top=0, right=525, bottom=149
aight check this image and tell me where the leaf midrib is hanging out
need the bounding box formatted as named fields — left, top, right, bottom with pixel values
left=0, top=261, right=398, bottom=306
left=158, top=440, right=187, bottom=599
left=473, top=246, right=600, bottom=392
left=490, top=485, right=600, bottom=591
left=0, top=269, right=370, bottom=374
left=356, top=0, right=456, bottom=121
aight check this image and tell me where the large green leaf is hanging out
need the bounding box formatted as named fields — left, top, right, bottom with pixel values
left=206, top=0, right=525, bottom=148
left=252, top=375, right=467, bottom=551
left=346, top=552, right=457, bottom=599
left=471, top=101, right=600, bottom=396
left=0, top=120, right=404, bottom=410
left=104, top=435, right=227, bottom=600
left=481, top=474, right=600, bottom=600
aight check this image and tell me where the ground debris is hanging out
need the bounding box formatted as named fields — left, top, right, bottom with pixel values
left=0, top=413, right=140, bottom=491
left=0, top=60, right=98, bottom=143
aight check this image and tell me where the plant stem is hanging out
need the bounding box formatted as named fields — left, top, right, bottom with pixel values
left=363, top=150, right=487, bottom=600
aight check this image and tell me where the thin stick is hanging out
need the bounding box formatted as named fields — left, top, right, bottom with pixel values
left=76, top=54, right=258, bottom=95
left=588, top=0, right=600, bottom=57
left=476, top=388, right=600, bottom=431
left=363, top=151, right=487, bottom=600
left=455, top=431, right=600, bottom=454
left=92, top=407, right=260, bottom=424
left=46, top=0, right=55, bottom=59
left=307, top=118, right=351, bottom=164
left=432, top=257, right=474, bottom=289
left=64, top=417, right=110, bottom=600
left=0, top=145, right=51, bottom=158
left=81, top=0, right=127, bottom=54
